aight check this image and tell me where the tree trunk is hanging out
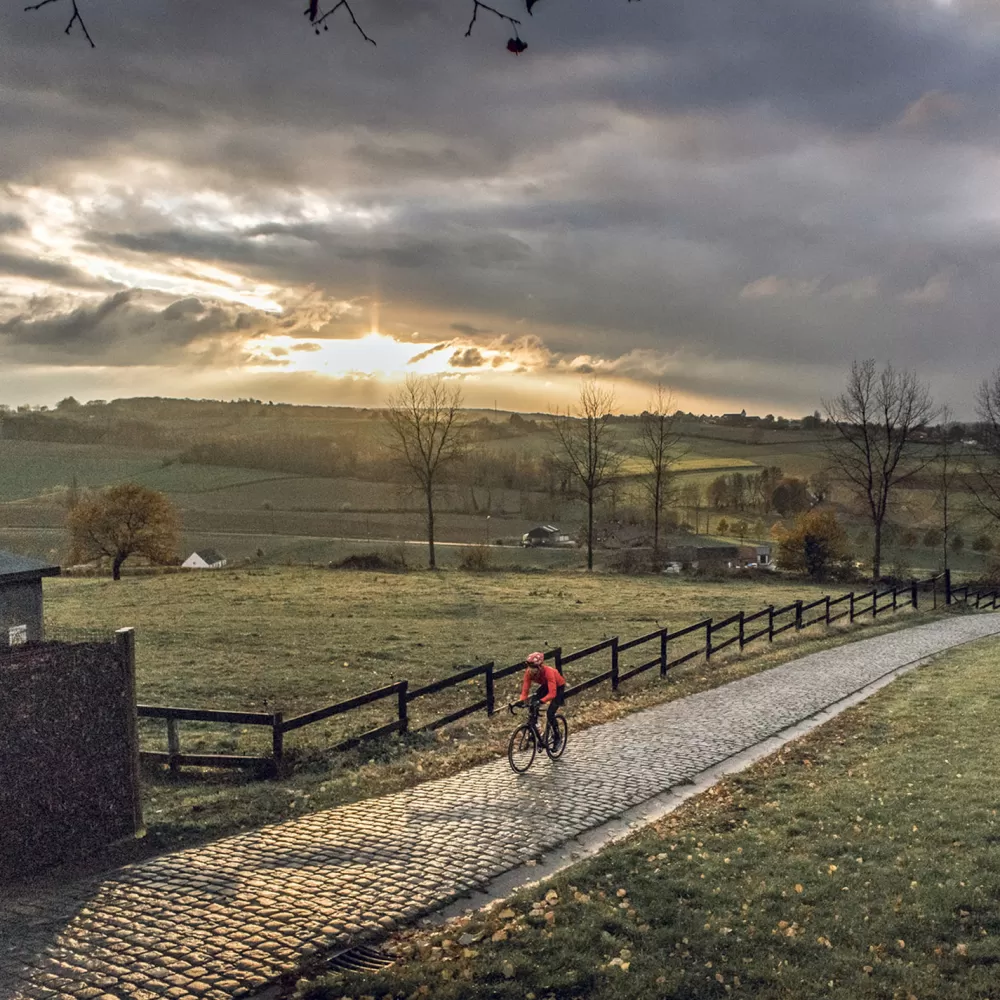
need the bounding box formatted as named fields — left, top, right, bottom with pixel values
left=426, top=489, right=436, bottom=569
left=653, top=501, right=660, bottom=559
left=112, top=552, right=126, bottom=581
left=872, top=523, right=882, bottom=582
left=587, top=491, right=594, bottom=571
left=942, top=488, right=949, bottom=572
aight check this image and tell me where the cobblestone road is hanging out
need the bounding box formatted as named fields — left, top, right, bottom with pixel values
left=4, top=615, right=1000, bottom=1000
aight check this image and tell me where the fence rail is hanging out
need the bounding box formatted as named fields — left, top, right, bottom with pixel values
left=142, top=570, right=987, bottom=775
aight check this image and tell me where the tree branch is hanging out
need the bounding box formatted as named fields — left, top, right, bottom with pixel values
left=466, top=0, right=522, bottom=38
left=310, top=0, right=376, bottom=44
left=25, top=0, right=94, bottom=47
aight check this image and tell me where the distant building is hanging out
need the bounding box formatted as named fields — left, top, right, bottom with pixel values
left=521, top=525, right=575, bottom=548
left=0, top=550, right=60, bottom=646
left=720, top=409, right=748, bottom=426
left=665, top=543, right=740, bottom=570
left=738, top=543, right=775, bottom=570
left=182, top=549, right=227, bottom=570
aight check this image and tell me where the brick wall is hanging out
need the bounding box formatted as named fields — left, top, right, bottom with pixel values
left=0, top=635, right=141, bottom=880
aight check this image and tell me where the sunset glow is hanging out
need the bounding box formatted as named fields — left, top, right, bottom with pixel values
left=2, top=3, right=998, bottom=419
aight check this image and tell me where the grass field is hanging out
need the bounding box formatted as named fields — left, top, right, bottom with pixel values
left=45, top=569, right=851, bottom=727
left=35, top=568, right=954, bottom=857
left=299, top=635, right=1000, bottom=1000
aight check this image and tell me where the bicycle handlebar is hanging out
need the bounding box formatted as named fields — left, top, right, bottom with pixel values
left=508, top=697, right=540, bottom=715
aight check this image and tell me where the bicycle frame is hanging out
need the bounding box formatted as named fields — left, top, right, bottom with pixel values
left=513, top=700, right=552, bottom=744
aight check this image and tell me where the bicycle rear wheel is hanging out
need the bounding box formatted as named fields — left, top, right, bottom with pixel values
left=545, top=715, right=569, bottom=759
left=508, top=724, right=537, bottom=773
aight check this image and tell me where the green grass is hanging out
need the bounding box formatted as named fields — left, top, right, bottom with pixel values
left=0, top=441, right=167, bottom=501
left=43, top=569, right=866, bottom=727
left=0, top=440, right=309, bottom=503
left=36, top=569, right=956, bottom=858
left=298, top=636, right=1000, bottom=1000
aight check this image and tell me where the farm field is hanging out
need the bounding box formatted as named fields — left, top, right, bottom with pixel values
left=1, top=401, right=995, bottom=582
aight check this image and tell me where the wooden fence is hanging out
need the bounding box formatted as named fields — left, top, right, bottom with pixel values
left=139, top=569, right=992, bottom=776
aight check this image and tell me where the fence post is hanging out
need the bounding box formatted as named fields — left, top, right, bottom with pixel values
left=166, top=717, right=180, bottom=773
left=768, top=605, right=775, bottom=642
left=911, top=580, right=918, bottom=609
left=611, top=637, right=620, bottom=691
left=892, top=586, right=898, bottom=612
left=271, top=712, right=283, bottom=777
left=945, top=568, right=952, bottom=605
left=795, top=600, right=803, bottom=631
left=397, top=680, right=409, bottom=734
left=738, top=610, right=746, bottom=651
left=115, top=627, right=144, bottom=837
left=485, top=661, right=495, bottom=716
left=660, top=628, right=668, bottom=677
left=825, top=595, right=831, bottom=626
left=552, top=647, right=563, bottom=672
left=849, top=591, right=855, bottom=623
left=705, top=619, right=713, bottom=661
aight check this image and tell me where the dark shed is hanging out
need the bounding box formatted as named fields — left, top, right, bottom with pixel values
left=0, top=550, right=61, bottom=646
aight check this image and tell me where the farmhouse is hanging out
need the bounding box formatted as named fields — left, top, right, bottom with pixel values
left=0, top=549, right=60, bottom=646
left=182, top=549, right=227, bottom=570
left=739, top=543, right=775, bottom=569
left=521, top=525, right=574, bottom=548
left=665, top=542, right=740, bottom=570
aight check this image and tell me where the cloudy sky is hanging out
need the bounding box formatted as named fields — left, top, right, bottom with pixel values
left=2, top=0, right=999, bottom=416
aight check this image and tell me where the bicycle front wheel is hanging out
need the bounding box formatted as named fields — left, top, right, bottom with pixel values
left=508, top=724, right=537, bottom=773
left=545, top=715, right=569, bottom=759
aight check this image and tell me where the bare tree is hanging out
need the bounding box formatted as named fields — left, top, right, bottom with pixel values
left=637, top=385, right=684, bottom=560
left=551, top=379, right=624, bottom=571
left=934, top=406, right=964, bottom=573
left=823, top=359, right=935, bottom=581
left=968, top=369, right=1000, bottom=528
left=679, top=481, right=704, bottom=534
left=383, top=374, right=466, bottom=569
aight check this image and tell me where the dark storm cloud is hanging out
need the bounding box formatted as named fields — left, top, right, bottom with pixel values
left=5, top=0, right=1000, bottom=410
left=0, top=214, right=25, bottom=234
left=100, top=226, right=531, bottom=272
left=0, top=290, right=266, bottom=365
left=0, top=249, right=111, bottom=289
left=451, top=322, right=492, bottom=337
left=408, top=342, right=451, bottom=364
left=448, top=347, right=487, bottom=368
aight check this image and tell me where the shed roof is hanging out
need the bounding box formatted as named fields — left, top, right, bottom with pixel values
left=190, top=549, right=225, bottom=564
left=0, top=550, right=61, bottom=585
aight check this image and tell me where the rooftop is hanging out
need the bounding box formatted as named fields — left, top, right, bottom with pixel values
left=0, top=550, right=61, bottom=584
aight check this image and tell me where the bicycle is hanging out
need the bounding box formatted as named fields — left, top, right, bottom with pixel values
left=507, top=697, right=569, bottom=773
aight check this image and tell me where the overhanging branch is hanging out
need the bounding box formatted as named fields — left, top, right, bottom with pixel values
left=25, top=0, right=95, bottom=47
left=309, top=0, right=376, bottom=45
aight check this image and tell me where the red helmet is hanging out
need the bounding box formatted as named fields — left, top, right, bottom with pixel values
left=526, top=651, right=545, bottom=667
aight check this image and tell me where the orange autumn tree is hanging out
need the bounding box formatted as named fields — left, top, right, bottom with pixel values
left=776, top=509, right=850, bottom=580
left=68, top=482, right=180, bottom=580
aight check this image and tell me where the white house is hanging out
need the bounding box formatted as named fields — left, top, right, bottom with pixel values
left=182, top=549, right=227, bottom=570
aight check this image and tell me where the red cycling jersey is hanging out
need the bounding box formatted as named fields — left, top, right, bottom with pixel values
left=520, top=663, right=566, bottom=704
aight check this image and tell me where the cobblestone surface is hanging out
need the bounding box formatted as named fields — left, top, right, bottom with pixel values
left=3, top=615, right=999, bottom=1000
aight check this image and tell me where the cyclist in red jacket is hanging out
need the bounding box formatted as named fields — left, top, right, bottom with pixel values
left=519, top=651, right=566, bottom=748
